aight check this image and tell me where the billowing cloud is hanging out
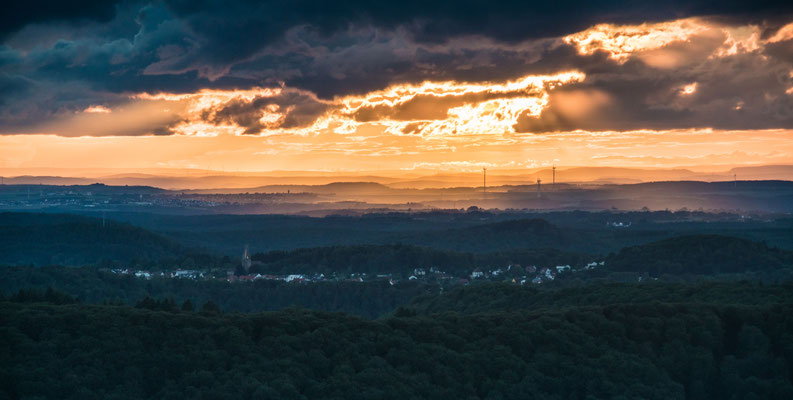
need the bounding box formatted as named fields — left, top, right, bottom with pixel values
left=517, top=19, right=793, bottom=133
left=110, top=71, right=583, bottom=137
left=200, top=90, right=332, bottom=134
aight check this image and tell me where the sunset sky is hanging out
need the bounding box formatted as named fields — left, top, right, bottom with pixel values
left=2, top=1, right=793, bottom=174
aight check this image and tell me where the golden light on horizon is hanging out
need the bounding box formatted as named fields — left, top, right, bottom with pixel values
left=1, top=15, right=792, bottom=176
left=2, top=128, right=792, bottom=175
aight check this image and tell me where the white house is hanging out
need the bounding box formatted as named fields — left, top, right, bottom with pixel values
left=134, top=271, right=152, bottom=280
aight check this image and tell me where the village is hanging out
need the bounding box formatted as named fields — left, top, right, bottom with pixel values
left=107, top=259, right=606, bottom=287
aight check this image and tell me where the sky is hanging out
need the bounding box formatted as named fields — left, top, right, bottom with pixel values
left=1, top=1, right=793, bottom=175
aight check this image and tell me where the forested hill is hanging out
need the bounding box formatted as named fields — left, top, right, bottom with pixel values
left=0, top=212, right=198, bottom=266
left=251, top=244, right=590, bottom=276
left=406, top=282, right=793, bottom=315
left=400, top=218, right=582, bottom=252
left=605, top=234, right=793, bottom=276
left=2, top=297, right=792, bottom=399
left=0, top=266, right=431, bottom=318
left=395, top=218, right=664, bottom=253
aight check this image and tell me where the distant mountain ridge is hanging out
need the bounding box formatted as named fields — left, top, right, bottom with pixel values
left=3, top=164, right=791, bottom=190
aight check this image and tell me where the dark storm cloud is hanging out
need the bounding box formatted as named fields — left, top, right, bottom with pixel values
left=515, top=37, right=793, bottom=133
left=1, top=1, right=119, bottom=41
left=145, top=0, right=793, bottom=94
left=7, top=1, right=793, bottom=46
left=202, top=91, right=332, bottom=134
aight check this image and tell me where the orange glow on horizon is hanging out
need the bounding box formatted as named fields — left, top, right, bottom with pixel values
left=1, top=17, right=792, bottom=176
left=2, top=128, right=792, bottom=175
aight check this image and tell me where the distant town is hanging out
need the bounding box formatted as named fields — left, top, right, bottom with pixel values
left=108, top=252, right=607, bottom=287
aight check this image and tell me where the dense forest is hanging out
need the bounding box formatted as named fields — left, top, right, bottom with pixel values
left=4, top=263, right=793, bottom=319
left=0, top=266, right=432, bottom=318
left=3, top=209, right=793, bottom=399
left=105, top=210, right=793, bottom=256
left=605, top=235, right=793, bottom=276
left=0, top=212, right=215, bottom=266
left=407, top=281, right=793, bottom=314
left=4, top=212, right=793, bottom=266
left=128, top=211, right=793, bottom=255
left=253, top=234, right=793, bottom=281
left=2, top=293, right=792, bottom=399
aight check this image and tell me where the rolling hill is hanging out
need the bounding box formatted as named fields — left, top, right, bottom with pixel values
left=605, top=234, right=793, bottom=276
left=0, top=212, right=199, bottom=266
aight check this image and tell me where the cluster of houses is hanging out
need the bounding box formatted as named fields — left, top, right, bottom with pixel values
left=468, top=260, right=605, bottom=285
left=108, top=259, right=606, bottom=286
left=408, top=267, right=456, bottom=280
left=228, top=273, right=326, bottom=283
left=110, top=268, right=205, bottom=280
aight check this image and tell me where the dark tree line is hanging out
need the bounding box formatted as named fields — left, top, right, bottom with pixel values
left=406, top=281, right=793, bottom=314
left=1, top=295, right=792, bottom=399
left=605, top=234, right=793, bottom=276
left=0, top=266, right=433, bottom=318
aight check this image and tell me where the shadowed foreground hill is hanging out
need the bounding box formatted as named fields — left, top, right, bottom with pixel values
left=1, top=297, right=792, bottom=400
left=0, top=266, right=430, bottom=318
left=406, top=282, right=793, bottom=315
left=0, top=212, right=194, bottom=265
left=605, top=234, right=793, bottom=276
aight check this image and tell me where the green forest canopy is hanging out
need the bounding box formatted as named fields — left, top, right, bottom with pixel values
left=2, top=296, right=792, bottom=400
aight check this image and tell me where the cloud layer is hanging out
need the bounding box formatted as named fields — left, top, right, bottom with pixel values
left=1, top=1, right=793, bottom=137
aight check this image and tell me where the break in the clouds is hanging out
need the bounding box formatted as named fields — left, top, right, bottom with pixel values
left=1, top=1, right=793, bottom=137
